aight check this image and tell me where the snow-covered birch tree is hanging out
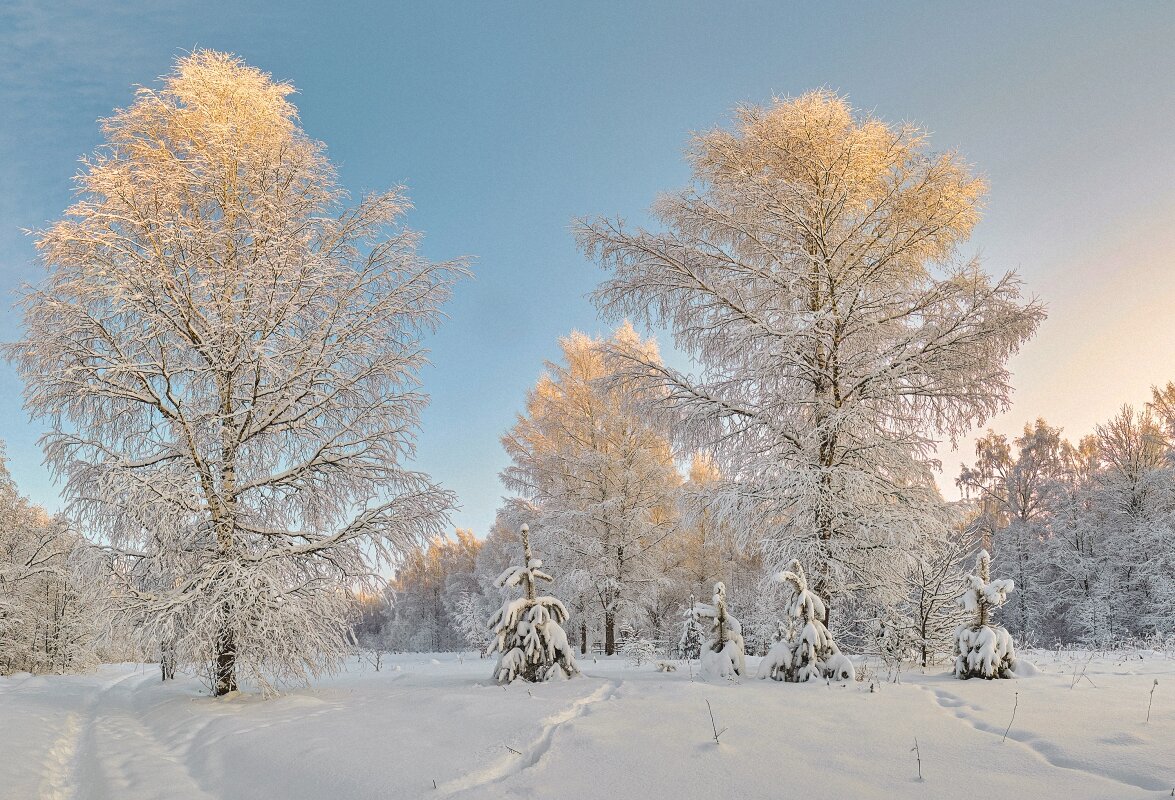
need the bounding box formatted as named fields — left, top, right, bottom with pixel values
left=5, top=51, right=466, bottom=695
left=957, top=420, right=1072, bottom=638
left=388, top=529, right=482, bottom=652
left=902, top=529, right=970, bottom=667
left=1071, top=407, right=1175, bottom=642
left=577, top=91, right=1044, bottom=625
left=500, top=324, right=682, bottom=654
left=958, top=420, right=1104, bottom=639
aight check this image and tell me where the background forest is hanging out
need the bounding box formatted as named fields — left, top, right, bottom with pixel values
left=365, top=372, right=1175, bottom=662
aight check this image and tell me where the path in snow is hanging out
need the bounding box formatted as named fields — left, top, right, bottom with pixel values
left=22, top=668, right=215, bottom=800
left=450, top=655, right=1173, bottom=800
left=70, top=671, right=216, bottom=800
left=36, top=709, right=82, bottom=800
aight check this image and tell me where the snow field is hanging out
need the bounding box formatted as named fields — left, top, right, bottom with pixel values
left=1, top=650, right=1172, bottom=799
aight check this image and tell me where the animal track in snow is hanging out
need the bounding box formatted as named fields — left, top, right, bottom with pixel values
left=439, top=679, right=621, bottom=797
left=922, top=685, right=1167, bottom=793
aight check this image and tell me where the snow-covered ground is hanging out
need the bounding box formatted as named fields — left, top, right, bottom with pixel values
left=2, top=650, right=1172, bottom=799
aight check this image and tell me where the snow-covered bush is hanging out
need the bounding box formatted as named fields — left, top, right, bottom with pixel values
left=621, top=634, right=658, bottom=667
left=953, top=550, right=1017, bottom=679
left=758, top=561, right=855, bottom=683
left=676, top=598, right=705, bottom=661
left=454, top=592, right=493, bottom=656
left=696, top=582, right=745, bottom=679
left=874, top=607, right=916, bottom=681
left=488, top=525, right=579, bottom=683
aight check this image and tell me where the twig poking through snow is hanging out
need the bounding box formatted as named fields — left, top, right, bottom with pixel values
left=911, top=738, right=923, bottom=781
left=1070, top=655, right=1097, bottom=689
left=1147, top=679, right=1158, bottom=723
left=706, top=699, right=728, bottom=745
left=1002, top=692, right=1019, bottom=743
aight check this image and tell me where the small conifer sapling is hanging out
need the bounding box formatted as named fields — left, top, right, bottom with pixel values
left=677, top=596, right=705, bottom=661
left=953, top=550, right=1017, bottom=680
left=696, top=582, right=746, bottom=678
left=757, top=560, right=855, bottom=682
left=487, top=525, right=580, bottom=683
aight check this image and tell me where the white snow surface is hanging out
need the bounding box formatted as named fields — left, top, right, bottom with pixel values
left=2, top=650, right=1173, bottom=799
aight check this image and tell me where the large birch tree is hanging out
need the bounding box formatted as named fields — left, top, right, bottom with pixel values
left=7, top=51, right=466, bottom=694
left=577, top=91, right=1045, bottom=624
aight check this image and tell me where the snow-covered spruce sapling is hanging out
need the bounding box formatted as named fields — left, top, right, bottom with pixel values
left=696, top=582, right=746, bottom=678
left=758, top=561, right=855, bottom=682
left=677, top=596, right=705, bottom=661
left=487, top=524, right=579, bottom=684
left=953, top=550, right=1017, bottom=679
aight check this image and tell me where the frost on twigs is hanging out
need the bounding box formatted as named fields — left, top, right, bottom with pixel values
left=875, top=607, right=916, bottom=682
left=758, top=560, right=855, bottom=683
left=488, top=525, right=579, bottom=684
left=953, top=550, right=1017, bottom=679
left=696, top=582, right=745, bottom=679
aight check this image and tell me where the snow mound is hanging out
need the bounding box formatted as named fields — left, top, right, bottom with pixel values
left=1009, top=658, right=1039, bottom=678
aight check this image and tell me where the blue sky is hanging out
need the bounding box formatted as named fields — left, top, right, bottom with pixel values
left=2, top=1, right=1173, bottom=536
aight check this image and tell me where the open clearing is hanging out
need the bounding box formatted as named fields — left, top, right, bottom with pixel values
left=2, top=651, right=1172, bottom=800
